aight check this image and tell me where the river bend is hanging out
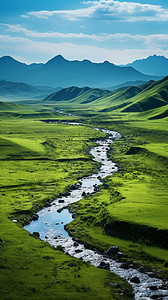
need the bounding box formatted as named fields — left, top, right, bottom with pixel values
left=25, top=123, right=168, bottom=300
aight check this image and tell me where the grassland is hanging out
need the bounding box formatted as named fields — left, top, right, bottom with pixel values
left=67, top=117, right=168, bottom=277
left=0, top=108, right=133, bottom=299
left=1, top=74, right=168, bottom=298
left=43, top=78, right=168, bottom=278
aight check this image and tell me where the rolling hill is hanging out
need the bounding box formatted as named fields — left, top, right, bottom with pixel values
left=0, top=55, right=160, bottom=88
left=0, top=80, right=60, bottom=100
left=121, top=76, right=168, bottom=113
left=0, top=101, right=22, bottom=110
left=43, top=86, right=112, bottom=103
left=43, top=76, right=168, bottom=120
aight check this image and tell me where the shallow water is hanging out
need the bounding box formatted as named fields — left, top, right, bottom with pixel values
left=25, top=124, right=168, bottom=299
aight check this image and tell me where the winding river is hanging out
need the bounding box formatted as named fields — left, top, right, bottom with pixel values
left=25, top=123, right=168, bottom=300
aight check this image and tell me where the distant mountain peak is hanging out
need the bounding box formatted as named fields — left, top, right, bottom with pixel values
left=2, top=55, right=13, bottom=59
left=82, top=59, right=92, bottom=64
left=46, top=55, right=67, bottom=65
left=102, top=60, right=116, bottom=67
left=1, top=55, right=22, bottom=63
left=127, top=55, right=168, bottom=76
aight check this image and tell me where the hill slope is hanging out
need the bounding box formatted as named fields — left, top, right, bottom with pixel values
left=43, top=76, right=168, bottom=120
left=0, top=101, right=22, bottom=110
left=0, top=80, right=59, bottom=100
left=122, top=76, right=168, bottom=113
left=44, top=86, right=112, bottom=104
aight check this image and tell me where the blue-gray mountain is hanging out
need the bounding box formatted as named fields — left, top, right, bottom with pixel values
left=0, top=55, right=160, bottom=88
left=126, top=55, right=168, bottom=76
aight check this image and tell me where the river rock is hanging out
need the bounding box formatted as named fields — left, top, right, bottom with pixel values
left=117, top=252, right=124, bottom=259
left=107, top=246, right=120, bottom=256
left=68, top=230, right=75, bottom=237
left=33, top=232, right=40, bottom=238
left=120, top=263, right=129, bottom=270
left=130, top=276, right=140, bottom=284
left=73, top=242, right=79, bottom=247
left=45, top=202, right=51, bottom=207
left=149, top=286, right=158, bottom=291
left=150, top=295, right=163, bottom=300
left=31, top=214, right=39, bottom=221
left=58, top=199, right=64, bottom=203
left=84, top=242, right=91, bottom=249
left=71, top=183, right=80, bottom=190
left=98, top=261, right=110, bottom=270
left=138, top=266, right=146, bottom=273
left=75, top=249, right=83, bottom=253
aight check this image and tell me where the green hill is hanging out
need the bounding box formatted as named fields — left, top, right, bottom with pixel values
left=0, top=101, right=22, bottom=110
left=0, top=80, right=59, bottom=100
left=122, top=76, right=168, bottom=113
left=44, top=86, right=112, bottom=103
left=43, top=76, right=168, bottom=121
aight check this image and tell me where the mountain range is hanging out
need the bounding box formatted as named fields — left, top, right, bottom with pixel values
left=126, top=55, right=168, bottom=76
left=1, top=75, right=168, bottom=121
left=0, top=55, right=161, bottom=89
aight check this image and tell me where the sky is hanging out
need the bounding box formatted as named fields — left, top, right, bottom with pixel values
left=0, top=0, right=168, bottom=64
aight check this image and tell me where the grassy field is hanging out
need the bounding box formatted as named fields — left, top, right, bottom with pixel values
left=1, top=78, right=168, bottom=298
left=67, top=117, right=168, bottom=277
left=0, top=109, right=133, bottom=300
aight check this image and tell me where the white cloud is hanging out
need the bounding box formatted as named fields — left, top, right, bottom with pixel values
left=0, top=33, right=168, bottom=65
left=22, top=0, right=168, bottom=22
left=2, top=23, right=168, bottom=45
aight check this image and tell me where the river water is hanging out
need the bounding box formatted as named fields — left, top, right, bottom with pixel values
left=25, top=123, right=168, bottom=299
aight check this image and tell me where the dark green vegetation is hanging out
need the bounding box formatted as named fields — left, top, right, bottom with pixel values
left=43, top=76, right=168, bottom=119
left=0, top=106, right=132, bottom=299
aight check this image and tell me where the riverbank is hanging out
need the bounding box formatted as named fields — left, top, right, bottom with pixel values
left=0, top=115, right=133, bottom=299
left=25, top=122, right=168, bottom=299
left=67, top=118, right=168, bottom=281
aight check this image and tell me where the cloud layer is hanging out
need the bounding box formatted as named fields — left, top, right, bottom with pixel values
left=1, top=0, right=168, bottom=64
left=23, top=0, right=168, bottom=22
left=1, top=33, right=168, bottom=65
left=1, top=23, right=168, bottom=46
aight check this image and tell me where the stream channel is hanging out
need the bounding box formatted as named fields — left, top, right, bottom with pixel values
left=25, top=122, right=168, bottom=300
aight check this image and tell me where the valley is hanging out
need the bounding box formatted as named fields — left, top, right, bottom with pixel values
left=0, top=74, right=168, bottom=299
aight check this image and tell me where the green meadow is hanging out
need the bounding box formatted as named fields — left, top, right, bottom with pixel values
left=0, top=112, right=133, bottom=299
left=67, top=117, right=168, bottom=277
left=1, top=75, right=168, bottom=298
left=43, top=77, right=168, bottom=278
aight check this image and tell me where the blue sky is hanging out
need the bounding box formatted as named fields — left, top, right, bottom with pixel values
left=0, top=0, right=168, bottom=64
